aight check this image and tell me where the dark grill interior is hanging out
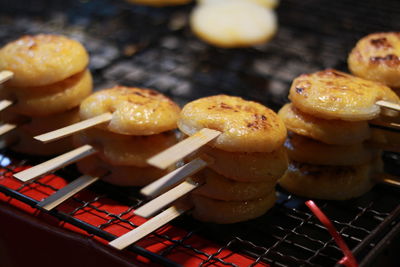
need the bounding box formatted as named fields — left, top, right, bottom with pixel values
left=0, top=0, right=400, bottom=266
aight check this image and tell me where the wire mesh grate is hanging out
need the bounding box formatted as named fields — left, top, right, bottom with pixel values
left=1, top=0, right=400, bottom=266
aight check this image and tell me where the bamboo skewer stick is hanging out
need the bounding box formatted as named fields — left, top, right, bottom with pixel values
left=14, top=145, right=97, bottom=182
left=109, top=204, right=191, bottom=250
left=35, top=113, right=113, bottom=143
left=0, top=123, right=16, bottom=136
left=141, top=157, right=209, bottom=197
left=376, top=100, right=400, bottom=112
left=0, top=99, right=13, bottom=112
left=369, top=120, right=400, bottom=132
left=135, top=178, right=202, bottom=218
left=0, top=70, right=13, bottom=84
left=38, top=175, right=100, bottom=210
left=147, top=128, right=221, bottom=169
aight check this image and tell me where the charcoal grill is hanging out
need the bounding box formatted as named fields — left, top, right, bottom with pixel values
left=0, top=0, right=400, bottom=266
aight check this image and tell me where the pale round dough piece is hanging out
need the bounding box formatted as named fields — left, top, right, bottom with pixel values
left=196, top=145, right=287, bottom=182
left=285, top=132, right=378, bottom=166
left=3, top=69, right=92, bottom=117
left=278, top=158, right=383, bottom=200
left=192, top=168, right=275, bottom=201
left=278, top=103, right=371, bottom=145
left=348, top=32, right=400, bottom=88
left=198, top=0, right=279, bottom=9
left=289, top=69, right=400, bottom=121
left=178, top=95, right=287, bottom=153
left=7, top=108, right=80, bottom=155
left=79, top=86, right=181, bottom=135
left=191, top=191, right=276, bottom=224
left=126, top=0, right=192, bottom=6
left=76, top=156, right=171, bottom=186
left=0, top=34, right=89, bottom=87
left=190, top=1, right=277, bottom=48
left=73, top=128, right=179, bottom=167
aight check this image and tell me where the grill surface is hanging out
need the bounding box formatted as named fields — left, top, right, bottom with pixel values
left=0, top=0, right=400, bottom=266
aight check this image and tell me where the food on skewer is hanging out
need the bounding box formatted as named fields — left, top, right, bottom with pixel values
left=75, top=86, right=181, bottom=186
left=191, top=192, right=276, bottom=224
left=348, top=32, right=400, bottom=88
left=190, top=0, right=277, bottom=48
left=0, top=34, right=92, bottom=155
left=191, top=167, right=276, bottom=201
left=0, top=34, right=89, bottom=87
left=289, top=69, right=399, bottom=121
left=79, top=86, right=180, bottom=135
left=279, top=159, right=383, bottom=200
left=279, top=103, right=371, bottom=145
left=144, top=95, right=287, bottom=223
left=195, top=145, right=287, bottom=182
left=278, top=69, right=398, bottom=200
left=0, top=69, right=92, bottom=117
left=348, top=32, right=400, bottom=149
left=178, top=95, right=286, bottom=153
left=284, top=132, right=378, bottom=166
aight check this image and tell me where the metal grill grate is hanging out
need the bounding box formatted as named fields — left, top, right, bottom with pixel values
left=0, top=0, right=400, bottom=266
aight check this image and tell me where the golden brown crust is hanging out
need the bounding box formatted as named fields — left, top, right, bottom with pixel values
left=192, top=168, right=275, bottom=201
left=197, top=145, right=287, bottom=182
left=289, top=69, right=400, bottom=121
left=285, top=132, right=378, bottom=166
left=73, top=128, right=179, bottom=167
left=191, top=191, right=276, bottom=223
left=178, top=95, right=287, bottom=152
left=278, top=103, right=371, bottom=145
left=79, top=86, right=181, bottom=135
left=0, top=34, right=89, bottom=87
left=348, top=32, right=400, bottom=88
left=278, top=159, right=383, bottom=200
left=2, top=69, right=92, bottom=117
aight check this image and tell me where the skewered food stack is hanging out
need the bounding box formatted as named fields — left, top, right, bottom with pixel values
left=190, top=0, right=278, bottom=48
left=178, top=95, right=288, bottom=223
left=278, top=69, right=400, bottom=200
left=348, top=32, right=400, bottom=147
left=0, top=34, right=92, bottom=155
left=74, top=86, right=181, bottom=186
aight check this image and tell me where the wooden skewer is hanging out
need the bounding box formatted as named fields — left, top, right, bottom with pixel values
left=0, top=70, right=13, bottom=84
left=135, top=178, right=202, bottom=218
left=376, top=100, right=400, bottom=112
left=369, top=120, right=400, bottom=132
left=147, top=128, right=221, bottom=169
left=141, top=157, right=209, bottom=197
left=0, top=123, right=17, bottom=136
left=0, top=99, right=13, bottom=112
left=34, top=113, right=113, bottom=143
left=382, top=177, right=400, bottom=187
left=14, top=144, right=97, bottom=182
left=109, top=203, right=191, bottom=250
left=38, top=175, right=100, bottom=211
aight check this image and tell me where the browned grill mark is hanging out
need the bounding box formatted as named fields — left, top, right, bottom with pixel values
left=370, top=37, right=393, bottom=48
left=370, top=54, right=400, bottom=66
